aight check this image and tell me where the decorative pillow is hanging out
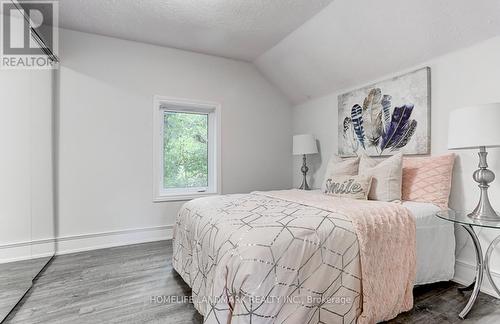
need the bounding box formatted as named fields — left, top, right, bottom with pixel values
left=321, top=155, right=360, bottom=192
left=358, top=153, right=403, bottom=201
left=402, top=153, right=456, bottom=209
left=324, top=175, right=373, bottom=200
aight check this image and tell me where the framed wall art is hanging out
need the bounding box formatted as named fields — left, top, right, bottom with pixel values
left=338, top=67, right=430, bottom=157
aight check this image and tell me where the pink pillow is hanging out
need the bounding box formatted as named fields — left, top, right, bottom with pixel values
left=402, top=153, right=456, bottom=209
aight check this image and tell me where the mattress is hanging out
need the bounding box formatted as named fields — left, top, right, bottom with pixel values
left=402, top=201, right=456, bottom=285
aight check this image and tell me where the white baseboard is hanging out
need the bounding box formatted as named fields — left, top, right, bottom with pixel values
left=453, top=258, right=500, bottom=298
left=0, top=238, right=56, bottom=264
left=0, top=225, right=174, bottom=263
left=55, top=225, right=173, bottom=255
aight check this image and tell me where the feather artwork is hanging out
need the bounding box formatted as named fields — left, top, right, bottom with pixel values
left=379, top=104, right=415, bottom=153
left=338, top=67, right=430, bottom=157
left=380, top=94, right=392, bottom=134
left=391, top=119, right=417, bottom=150
left=362, top=88, right=382, bottom=112
left=343, top=116, right=359, bottom=152
left=371, top=112, right=383, bottom=147
left=343, top=117, right=351, bottom=138
left=351, top=104, right=366, bottom=149
left=362, top=89, right=383, bottom=147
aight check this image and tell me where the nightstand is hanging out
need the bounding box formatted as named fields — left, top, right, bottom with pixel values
left=436, top=210, right=500, bottom=319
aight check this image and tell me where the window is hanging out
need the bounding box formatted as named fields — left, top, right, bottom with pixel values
left=153, top=97, right=220, bottom=201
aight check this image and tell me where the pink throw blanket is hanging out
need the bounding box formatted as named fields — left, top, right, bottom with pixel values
left=260, top=190, right=416, bottom=323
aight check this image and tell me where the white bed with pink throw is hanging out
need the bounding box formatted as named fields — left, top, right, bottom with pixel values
left=173, top=189, right=421, bottom=324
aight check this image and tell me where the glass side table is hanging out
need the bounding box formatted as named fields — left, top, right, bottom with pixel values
left=436, top=210, right=500, bottom=319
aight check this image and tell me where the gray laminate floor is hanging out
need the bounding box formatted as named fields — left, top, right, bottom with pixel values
left=4, top=240, right=500, bottom=324
left=0, top=257, right=52, bottom=322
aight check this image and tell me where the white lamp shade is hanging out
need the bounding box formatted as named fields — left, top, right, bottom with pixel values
left=293, top=134, right=318, bottom=155
left=448, top=103, right=500, bottom=150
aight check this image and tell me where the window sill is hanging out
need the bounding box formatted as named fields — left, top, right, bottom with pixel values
left=153, top=191, right=219, bottom=203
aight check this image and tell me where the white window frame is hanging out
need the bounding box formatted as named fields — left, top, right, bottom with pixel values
left=153, top=96, right=221, bottom=202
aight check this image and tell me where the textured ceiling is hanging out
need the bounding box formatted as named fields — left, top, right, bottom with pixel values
left=256, top=0, right=500, bottom=104
left=57, top=0, right=333, bottom=61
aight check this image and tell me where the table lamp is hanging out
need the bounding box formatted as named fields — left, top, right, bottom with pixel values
left=293, top=134, right=318, bottom=190
left=448, top=103, right=500, bottom=221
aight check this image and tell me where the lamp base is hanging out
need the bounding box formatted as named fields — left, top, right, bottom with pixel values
left=298, top=154, right=311, bottom=190
left=468, top=209, right=500, bottom=222
left=298, top=181, right=310, bottom=191
left=467, top=146, right=500, bottom=222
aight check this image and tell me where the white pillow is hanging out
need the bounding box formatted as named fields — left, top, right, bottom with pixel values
left=321, top=155, right=360, bottom=192
left=324, top=175, right=373, bottom=200
left=358, top=153, right=403, bottom=201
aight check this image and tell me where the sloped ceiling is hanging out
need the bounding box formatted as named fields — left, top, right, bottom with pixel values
left=57, top=0, right=333, bottom=61
left=255, top=0, right=500, bottom=104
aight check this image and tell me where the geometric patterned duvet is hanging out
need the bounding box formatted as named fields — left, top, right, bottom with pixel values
left=173, top=192, right=362, bottom=324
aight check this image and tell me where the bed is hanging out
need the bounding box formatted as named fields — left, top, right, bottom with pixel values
left=172, top=190, right=455, bottom=324
left=403, top=201, right=455, bottom=285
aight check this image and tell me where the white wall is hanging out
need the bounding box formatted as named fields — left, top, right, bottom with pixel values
left=57, top=29, right=292, bottom=253
left=0, top=10, right=55, bottom=262
left=292, top=35, right=500, bottom=295
left=0, top=69, right=32, bottom=260
left=0, top=68, right=55, bottom=263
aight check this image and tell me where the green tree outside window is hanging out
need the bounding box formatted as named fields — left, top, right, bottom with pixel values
left=163, top=111, right=208, bottom=189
